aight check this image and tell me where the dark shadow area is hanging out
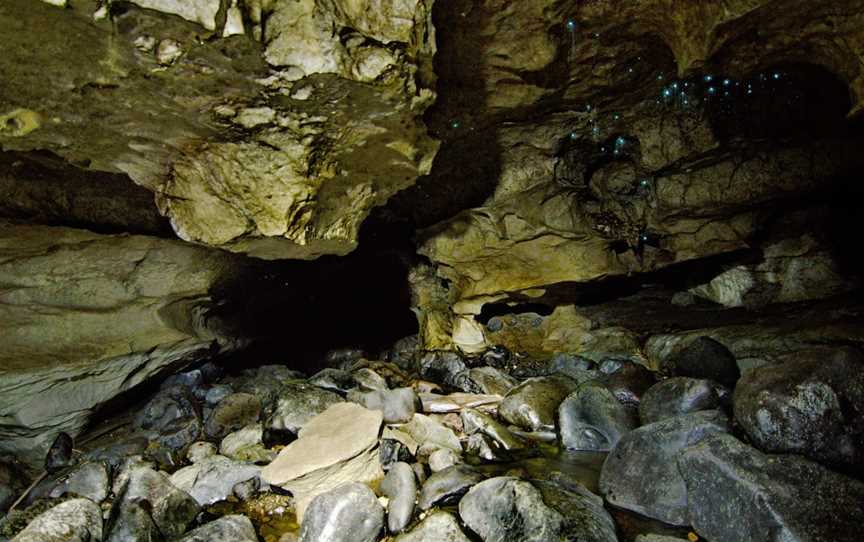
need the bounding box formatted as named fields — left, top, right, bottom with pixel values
left=706, top=63, right=856, bottom=143
left=0, top=149, right=172, bottom=237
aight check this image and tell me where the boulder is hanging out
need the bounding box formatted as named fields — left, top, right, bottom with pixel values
left=179, top=515, right=258, bottom=542
left=680, top=433, right=864, bottom=542
left=534, top=479, right=619, bottom=542
left=499, top=376, right=580, bottom=431
left=733, top=346, right=864, bottom=471
left=11, top=498, right=103, bottom=542
left=267, top=383, right=344, bottom=436
left=665, top=337, right=740, bottom=388
left=418, top=465, right=484, bottom=510
left=261, top=403, right=383, bottom=519
left=347, top=388, right=419, bottom=424
left=461, top=408, right=526, bottom=451
left=204, top=393, right=261, bottom=439
left=379, top=462, right=416, bottom=534
left=114, top=465, right=199, bottom=539
left=458, top=477, right=563, bottom=542
left=639, top=378, right=723, bottom=425
left=401, top=414, right=462, bottom=455
left=558, top=381, right=638, bottom=452
left=48, top=462, right=111, bottom=503
left=599, top=410, right=729, bottom=526
left=598, top=361, right=657, bottom=407
left=418, top=352, right=480, bottom=392
left=467, top=367, right=519, bottom=396
left=298, top=483, right=384, bottom=542
left=394, top=511, right=471, bottom=542
left=170, top=455, right=261, bottom=506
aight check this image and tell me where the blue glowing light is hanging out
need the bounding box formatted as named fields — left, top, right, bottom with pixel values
left=586, top=104, right=593, bottom=111
left=640, top=179, right=650, bottom=187
left=773, top=72, right=781, bottom=80
left=451, top=120, right=460, bottom=129
left=662, top=89, right=672, bottom=98
left=569, top=132, right=578, bottom=140
left=723, top=78, right=731, bottom=86
left=704, top=75, right=713, bottom=82
left=707, top=86, right=717, bottom=94
left=566, top=20, right=577, bottom=32
left=613, top=114, right=621, bottom=120
left=640, top=234, right=649, bottom=242
left=657, top=74, right=664, bottom=81
left=672, top=82, right=679, bottom=90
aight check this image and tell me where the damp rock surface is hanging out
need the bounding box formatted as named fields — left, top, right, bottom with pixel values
left=680, top=433, right=864, bottom=542
left=298, top=483, right=384, bottom=542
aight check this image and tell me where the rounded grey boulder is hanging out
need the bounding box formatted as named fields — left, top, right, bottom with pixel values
left=299, top=483, right=383, bottom=542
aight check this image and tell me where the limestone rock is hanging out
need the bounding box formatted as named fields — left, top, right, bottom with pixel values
left=11, top=498, right=103, bottom=542
left=261, top=403, right=383, bottom=519
left=690, top=235, right=857, bottom=308
left=680, top=433, right=864, bottom=542
left=0, top=0, right=439, bottom=259
left=0, top=223, right=246, bottom=465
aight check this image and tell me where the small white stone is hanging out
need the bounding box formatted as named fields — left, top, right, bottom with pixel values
left=41, top=0, right=67, bottom=7
left=155, top=39, right=183, bottom=66
left=134, top=35, right=157, bottom=53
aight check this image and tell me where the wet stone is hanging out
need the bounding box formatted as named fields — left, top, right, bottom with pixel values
left=666, top=336, right=740, bottom=388
left=394, top=511, right=471, bottom=542
left=48, top=461, right=110, bottom=503
left=598, top=361, right=657, bottom=407
left=558, top=381, right=638, bottom=452
left=418, top=464, right=484, bottom=510
left=179, top=514, right=258, bottom=542
left=204, top=393, right=261, bottom=439
left=459, top=476, right=563, bottom=542
left=44, top=433, right=74, bottom=474
left=379, top=462, right=416, bottom=534
left=11, top=498, right=103, bottom=542
left=347, top=387, right=418, bottom=424
left=461, top=408, right=525, bottom=451
left=639, top=377, right=723, bottom=425
left=299, top=483, right=383, bottom=542
left=428, top=448, right=461, bottom=472
left=600, top=410, right=729, bottom=526
left=499, top=376, right=580, bottom=431
left=680, top=433, right=864, bottom=542
left=308, top=368, right=356, bottom=394
left=733, top=346, right=864, bottom=471
left=467, top=366, right=519, bottom=396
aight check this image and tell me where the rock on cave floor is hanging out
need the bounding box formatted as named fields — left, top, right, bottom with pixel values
left=1, top=292, right=863, bottom=542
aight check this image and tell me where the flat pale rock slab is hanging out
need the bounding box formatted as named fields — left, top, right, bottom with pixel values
left=262, top=403, right=383, bottom=520
left=419, top=393, right=502, bottom=413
